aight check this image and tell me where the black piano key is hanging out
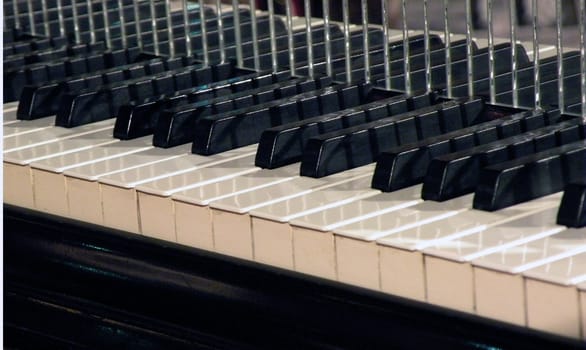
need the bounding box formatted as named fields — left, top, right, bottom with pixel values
left=191, top=82, right=372, bottom=156
left=255, top=92, right=432, bottom=169
left=557, top=181, right=586, bottom=228
left=299, top=99, right=487, bottom=178
left=473, top=139, right=586, bottom=211
left=422, top=120, right=585, bottom=201
left=370, top=108, right=559, bottom=192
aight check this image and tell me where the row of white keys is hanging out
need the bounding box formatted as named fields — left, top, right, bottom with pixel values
left=171, top=164, right=375, bottom=262
left=4, top=116, right=56, bottom=137
left=3, top=102, right=20, bottom=125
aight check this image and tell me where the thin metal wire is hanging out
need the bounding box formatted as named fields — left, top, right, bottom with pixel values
left=487, top=0, right=495, bottom=104
left=510, top=0, right=519, bottom=107
left=580, top=0, right=586, bottom=121
left=251, top=0, right=261, bottom=71
left=305, top=0, right=314, bottom=77
left=56, top=0, right=65, bottom=37
left=285, top=0, right=296, bottom=75
left=532, top=0, right=541, bottom=110
left=465, top=0, right=474, bottom=97
left=402, top=0, right=411, bottom=94
left=382, top=0, right=391, bottom=90
left=118, top=0, right=127, bottom=48
left=232, top=0, right=243, bottom=66
left=87, top=0, right=96, bottom=44
left=166, top=0, right=175, bottom=56
left=556, top=0, right=564, bottom=113
left=102, top=0, right=112, bottom=48
left=151, top=0, right=159, bottom=55
left=26, top=0, right=35, bottom=35
left=342, top=0, right=352, bottom=84
left=444, top=0, right=452, bottom=98
left=362, top=0, right=370, bottom=83
left=184, top=0, right=193, bottom=56
left=423, top=0, right=431, bottom=93
left=72, top=0, right=81, bottom=42
left=216, top=0, right=225, bottom=62
left=134, top=0, right=142, bottom=49
left=268, top=0, right=278, bottom=72
left=323, top=0, right=333, bottom=77
left=199, top=0, right=209, bottom=65
left=41, top=0, right=50, bottom=36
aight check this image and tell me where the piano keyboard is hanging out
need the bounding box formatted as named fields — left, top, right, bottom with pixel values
left=4, top=0, right=586, bottom=346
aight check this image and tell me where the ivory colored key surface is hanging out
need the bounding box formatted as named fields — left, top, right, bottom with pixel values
left=578, top=282, right=586, bottom=340
left=3, top=119, right=115, bottom=152
left=174, top=165, right=374, bottom=263
left=3, top=102, right=20, bottom=124
left=4, top=117, right=55, bottom=137
left=97, top=145, right=257, bottom=233
left=523, top=249, right=586, bottom=339
left=375, top=194, right=562, bottom=314
left=62, top=144, right=192, bottom=226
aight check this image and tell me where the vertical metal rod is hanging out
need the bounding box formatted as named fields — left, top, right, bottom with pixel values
left=323, top=0, right=333, bottom=77
left=102, top=0, right=112, bottom=48
left=423, top=0, right=431, bottom=93
left=166, top=0, right=175, bottom=56
left=532, top=0, right=541, bottom=110
left=580, top=0, right=586, bottom=123
left=361, top=0, right=370, bottom=83
left=26, top=0, right=35, bottom=35
left=87, top=0, right=96, bottom=44
left=151, top=0, right=159, bottom=55
left=184, top=0, right=193, bottom=56
left=199, top=0, right=209, bottom=65
left=402, top=0, right=411, bottom=94
left=510, top=0, right=518, bottom=107
left=134, top=0, right=143, bottom=49
left=487, top=0, right=495, bottom=104
left=465, top=0, right=474, bottom=97
left=285, top=0, right=296, bottom=75
left=72, top=0, right=81, bottom=43
left=56, top=0, right=66, bottom=37
left=231, top=0, right=242, bottom=66
left=216, top=0, right=225, bottom=62
left=251, top=0, right=261, bottom=71
left=118, top=0, right=127, bottom=48
left=12, top=0, right=21, bottom=30
left=305, top=0, right=314, bottom=77
left=444, top=0, right=452, bottom=98
left=342, top=0, right=352, bottom=84
left=381, top=0, right=391, bottom=90
left=41, top=0, right=50, bottom=36
left=269, top=0, right=279, bottom=72
left=556, top=0, right=564, bottom=113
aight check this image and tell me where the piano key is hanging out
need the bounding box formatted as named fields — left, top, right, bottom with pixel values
left=557, top=180, right=586, bottom=228
left=3, top=117, right=56, bottom=137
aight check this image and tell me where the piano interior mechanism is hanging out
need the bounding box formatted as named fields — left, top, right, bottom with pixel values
left=4, top=0, right=586, bottom=348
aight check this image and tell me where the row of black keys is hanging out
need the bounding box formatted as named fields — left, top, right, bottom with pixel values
left=7, top=10, right=585, bottom=226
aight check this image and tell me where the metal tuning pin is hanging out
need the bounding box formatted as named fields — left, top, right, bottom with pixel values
left=381, top=0, right=391, bottom=89
left=250, top=0, right=261, bottom=71
left=26, top=0, right=34, bottom=35
left=323, top=0, right=333, bottom=77
left=487, top=0, right=495, bottom=104
left=216, top=0, right=225, bottom=62
left=509, top=0, right=518, bottom=107
left=402, top=0, right=411, bottom=95
left=72, top=0, right=81, bottom=43
left=285, top=0, right=296, bottom=76
left=102, top=0, right=112, bottom=48
left=305, top=0, right=314, bottom=77
left=361, top=0, right=370, bottom=83
left=56, top=0, right=65, bottom=37
left=465, top=0, right=474, bottom=98
left=269, top=0, right=279, bottom=72
left=150, top=0, right=159, bottom=55
left=532, top=0, right=541, bottom=110
left=199, top=0, right=209, bottom=66
left=184, top=0, right=193, bottom=57
left=87, top=0, right=96, bottom=44
left=41, top=0, right=50, bottom=36
left=118, top=0, right=127, bottom=48
left=444, top=0, right=452, bottom=98
left=134, top=0, right=142, bottom=49
left=342, top=0, right=351, bottom=84
left=232, top=0, right=243, bottom=66
left=166, top=0, right=175, bottom=56
left=581, top=0, right=586, bottom=122
left=423, top=0, right=431, bottom=93
left=12, top=0, right=20, bottom=30
left=556, top=0, right=564, bottom=114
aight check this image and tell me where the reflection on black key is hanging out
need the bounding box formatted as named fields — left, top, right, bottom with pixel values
left=422, top=120, right=584, bottom=201
left=557, top=181, right=586, bottom=228
left=473, top=139, right=586, bottom=211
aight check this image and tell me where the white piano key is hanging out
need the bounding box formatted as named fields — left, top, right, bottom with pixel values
left=3, top=119, right=115, bottom=152
left=524, top=252, right=586, bottom=286
left=3, top=102, right=20, bottom=124
left=4, top=117, right=55, bottom=137
left=579, top=282, right=586, bottom=340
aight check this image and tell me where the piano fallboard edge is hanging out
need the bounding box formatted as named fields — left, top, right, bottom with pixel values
left=4, top=204, right=582, bottom=349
